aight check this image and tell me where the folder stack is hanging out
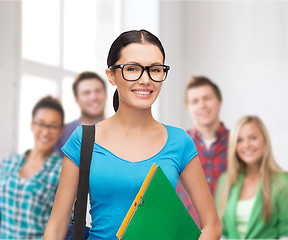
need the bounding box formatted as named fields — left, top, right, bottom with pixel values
left=117, top=163, right=201, bottom=240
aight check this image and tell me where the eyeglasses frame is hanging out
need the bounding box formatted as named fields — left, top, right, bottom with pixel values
left=109, top=63, right=170, bottom=82
left=32, top=121, right=62, bottom=133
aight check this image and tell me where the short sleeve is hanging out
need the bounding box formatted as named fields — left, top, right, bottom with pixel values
left=61, top=126, right=83, bottom=167
left=180, top=130, right=198, bottom=173
left=0, top=154, right=20, bottom=177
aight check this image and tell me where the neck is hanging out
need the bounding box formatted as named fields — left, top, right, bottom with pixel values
left=245, top=163, right=261, bottom=178
left=80, top=113, right=105, bottom=125
left=27, top=148, right=52, bottom=163
left=195, top=120, right=221, bottom=140
left=113, top=105, right=157, bottom=130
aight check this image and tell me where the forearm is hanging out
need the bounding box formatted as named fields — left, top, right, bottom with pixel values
left=199, top=221, right=222, bottom=240
left=180, top=157, right=222, bottom=240
left=44, top=156, right=78, bottom=239
left=43, top=207, right=71, bottom=240
left=43, top=221, right=68, bottom=240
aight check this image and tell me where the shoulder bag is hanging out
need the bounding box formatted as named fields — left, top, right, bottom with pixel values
left=66, top=124, right=95, bottom=240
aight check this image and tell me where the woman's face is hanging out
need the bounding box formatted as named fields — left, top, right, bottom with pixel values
left=31, top=108, right=63, bottom=153
left=107, top=43, right=165, bottom=111
left=236, top=121, right=266, bottom=168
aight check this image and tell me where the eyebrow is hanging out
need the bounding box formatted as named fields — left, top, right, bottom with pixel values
left=125, top=61, right=164, bottom=65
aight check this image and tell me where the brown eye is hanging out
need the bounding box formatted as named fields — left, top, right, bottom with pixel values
left=249, top=136, right=257, bottom=140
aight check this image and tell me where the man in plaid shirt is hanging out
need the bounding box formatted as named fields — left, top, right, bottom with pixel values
left=176, top=76, right=229, bottom=226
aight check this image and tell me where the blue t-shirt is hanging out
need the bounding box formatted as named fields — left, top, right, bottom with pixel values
left=62, top=124, right=197, bottom=240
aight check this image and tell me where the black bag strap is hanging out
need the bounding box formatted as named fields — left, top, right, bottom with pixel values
left=71, top=125, right=95, bottom=240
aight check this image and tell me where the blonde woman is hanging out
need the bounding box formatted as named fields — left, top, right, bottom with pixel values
left=215, top=115, right=288, bottom=239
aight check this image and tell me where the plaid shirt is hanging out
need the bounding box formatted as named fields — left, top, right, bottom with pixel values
left=176, top=123, right=229, bottom=226
left=0, top=151, right=62, bottom=239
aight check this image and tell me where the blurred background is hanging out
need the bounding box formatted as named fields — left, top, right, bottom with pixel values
left=1, top=0, right=287, bottom=170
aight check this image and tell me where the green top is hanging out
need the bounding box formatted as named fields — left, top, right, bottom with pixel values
left=215, top=172, right=288, bottom=239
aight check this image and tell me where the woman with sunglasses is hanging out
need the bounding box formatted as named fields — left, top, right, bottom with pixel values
left=44, top=29, right=221, bottom=240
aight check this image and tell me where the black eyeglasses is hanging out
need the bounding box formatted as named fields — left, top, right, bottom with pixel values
left=109, top=64, right=170, bottom=82
left=32, top=121, right=62, bottom=133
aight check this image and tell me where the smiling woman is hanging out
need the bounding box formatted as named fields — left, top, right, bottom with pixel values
left=215, top=115, right=288, bottom=239
left=31, top=108, right=63, bottom=153
left=44, top=29, right=222, bottom=240
left=0, top=96, right=64, bottom=239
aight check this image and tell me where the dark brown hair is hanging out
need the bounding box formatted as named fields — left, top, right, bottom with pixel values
left=32, top=96, right=64, bottom=125
left=72, top=71, right=106, bottom=97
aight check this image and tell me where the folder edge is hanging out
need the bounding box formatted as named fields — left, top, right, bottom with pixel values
left=116, top=163, right=158, bottom=239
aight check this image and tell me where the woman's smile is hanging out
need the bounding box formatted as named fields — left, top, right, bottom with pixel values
left=131, top=88, right=153, bottom=98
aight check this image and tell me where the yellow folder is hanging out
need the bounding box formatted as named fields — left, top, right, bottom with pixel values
left=117, top=163, right=201, bottom=240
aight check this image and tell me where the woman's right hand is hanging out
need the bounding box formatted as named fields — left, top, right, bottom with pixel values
left=43, top=155, right=79, bottom=239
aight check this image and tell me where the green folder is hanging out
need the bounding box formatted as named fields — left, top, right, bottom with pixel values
left=117, top=164, right=201, bottom=240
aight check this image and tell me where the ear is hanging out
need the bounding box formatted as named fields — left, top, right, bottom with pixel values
left=218, top=100, right=222, bottom=109
left=74, top=95, right=80, bottom=105
left=105, top=68, right=117, bottom=86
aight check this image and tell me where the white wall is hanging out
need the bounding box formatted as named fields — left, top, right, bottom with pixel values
left=0, top=2, right=21, bottom=157
left=159, top=1, right=288, bottom=170
left=0, top=1, right=287, bottom=171
left=0, top=0, right=160, bottom=158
